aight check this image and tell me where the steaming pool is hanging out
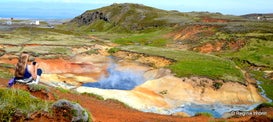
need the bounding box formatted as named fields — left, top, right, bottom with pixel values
left=82, top=63, right=145, bottom=90
left=79, top=62, right=272, bottom=118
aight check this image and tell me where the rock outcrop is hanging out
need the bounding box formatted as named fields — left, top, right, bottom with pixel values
left=137, top=76, right=266, bottom=105
left=52, top=99, right=89, bottom=122
left=72, top=11, right=109, bottom=25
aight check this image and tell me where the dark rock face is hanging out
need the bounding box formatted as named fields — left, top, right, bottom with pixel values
left=74, top=11, right=109, bottom=25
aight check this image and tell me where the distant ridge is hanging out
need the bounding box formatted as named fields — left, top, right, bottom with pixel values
left=241, top=13, right=273, bottom=21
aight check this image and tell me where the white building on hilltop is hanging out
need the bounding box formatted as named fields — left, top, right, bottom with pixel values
left=30, top=20, right=40, bottom=25
left=6, top=20, right=12, bottom=25
left=35, top=20, right=40, bottom=25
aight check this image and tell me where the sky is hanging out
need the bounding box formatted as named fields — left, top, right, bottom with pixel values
left=0, top=0, right=272, bottom=19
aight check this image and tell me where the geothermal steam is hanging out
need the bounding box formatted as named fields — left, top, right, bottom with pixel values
left=83, top=63, right=145, bottom=90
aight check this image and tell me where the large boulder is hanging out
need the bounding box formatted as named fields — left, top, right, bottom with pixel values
left=52, top=99, right=89, bottom=122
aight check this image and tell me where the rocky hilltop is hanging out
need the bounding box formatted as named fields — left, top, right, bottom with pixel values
left=72, top=11, right=109, bottom=25
left=67, top=3, right=199, bottom=32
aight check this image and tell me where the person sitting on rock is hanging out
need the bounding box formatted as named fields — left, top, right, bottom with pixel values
left=13, top=52, right=42, bottom=85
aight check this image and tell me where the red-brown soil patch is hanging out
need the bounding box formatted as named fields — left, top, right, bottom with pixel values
left=169, top=25, right=216, bottom=42
left=11, top=83, right=55, bottom=101
left=22, top=44, right=42, bottom=46
left=0, top=56, right=102, bottom=74
left=0, top=55, right=18, bottom=65
left=30, top=90, right=55, bottom=101
left=194, top=40, right=246, bottom=53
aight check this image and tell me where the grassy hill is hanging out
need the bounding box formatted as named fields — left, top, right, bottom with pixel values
left=61, top=3, right=194, bottom=33
left=61, top=3, right=244, bottom=33
left=58, top=3, right=272, bottom=87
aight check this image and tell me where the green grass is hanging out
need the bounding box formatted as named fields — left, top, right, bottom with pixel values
left=113, top=30, right=169, bottom=47
left=0, top=88, right=51, bottom=121
left=0, top=68, right=13, bottom=79
left=169, top=61, right=243, bottom=82
left=223, top=39, right=273, bottom=68
left=212, top=82, right=223, bottom=90
left=0, top=34, right=11, bottom=39
left=121, top=46, right=245, bottom=83
left=16, top=27, right=76, bottom=35
left=255, top=102, right=273, bottom=110
left=56, top=87, right=71, bottom=93
left=106, top=98, right=132, bottom=109
left=195, top=112, right=213, bottom=117
left=250, top=70, right=273, bottom=101
left=0, top=63, right=15, bottom=68
left=28, top=84, right=49, bottom=92
left=49, top=47, right=72, bottom=55
left=85, top=49, right=99, bottom=55
left=108, top=47, right=121, bottom=54
left=82, top=92, right=104, bottom=100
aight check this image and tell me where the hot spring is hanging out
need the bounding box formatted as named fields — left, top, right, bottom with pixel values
left=82, top=63, right=145, bottom=90
left=80, top=60, right=271, bottom=118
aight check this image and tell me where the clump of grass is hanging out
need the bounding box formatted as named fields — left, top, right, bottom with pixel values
left=108, top=47, right=121, bottom=54
left=0, top=63, right=15, bottom=68
left=195, top=112, right=213, bottom=117
left=0, top=69, right=13, bottom=79
left=28, top=84, right=49, bottom=92
left=56, top=87, right=70, bottom=93
left=0, top=34, right=11, bottom=39
left=85, top=49, right=99, bottom=55
left=106, top=98, right=132, bottom=109
left=0, top=88, right=51, bottom=121
left=52, top=92, right=59, bottom=100
left=250, top=70, right=273, bottom=101
left=159, top=90, right=168, bottom=95
left=255, top=102, right=273, bottom=110
left=29, top=51, right=41, bottom=57
left=82, top=92, right=104, bottom=100
left=87, top=111, right=93, bottom=122
left=213, top=82, right=223, bottom=90
left=49, top=47, right=71, bottom=55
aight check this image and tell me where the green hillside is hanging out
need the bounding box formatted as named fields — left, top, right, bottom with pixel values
left=57, top=3, right=273, bottom=100
left=61, top=3, right=244, bottom=33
